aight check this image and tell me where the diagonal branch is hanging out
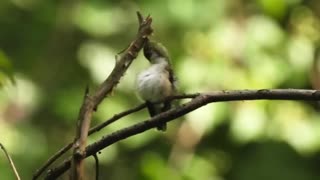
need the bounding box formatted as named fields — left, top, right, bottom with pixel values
left=33, top=94, right=191, bottom=179
left=33, top=11, right=153, bottom=180
left=34, top=93, right=195, bottom=179
left=44, top=89, right=320, bottom=179
left=92, top=12, right=152, bottom=109
left=32, top=103, right=146, bottom=180
left=70, top=12, right=153, bottom=180
left=0, top=143, right=21, bottom=180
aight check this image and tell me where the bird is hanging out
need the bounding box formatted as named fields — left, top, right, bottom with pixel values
left=136, top=40, right=177, bottom=131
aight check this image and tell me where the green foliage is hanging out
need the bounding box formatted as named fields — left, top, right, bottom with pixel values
left=0, top=0, right=320, bottom=179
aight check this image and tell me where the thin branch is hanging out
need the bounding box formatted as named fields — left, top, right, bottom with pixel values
left=33, top=11, right=153, bottom=180
left=32, top=143, right=72, bottom=180
left=33, top=103, right=146, bottom=180
left=89, top=104, right=146, bottom=134
left=34, top=93, right=195, bottom=179
left=93, top=154, right=99, bottom=180
left=44, top=89, right=320, bottom=179
left=0, top=143, right=21, bottom=180
left=70, top=12, right=153, bottom=180
left=92, top=12, right=152, bottom=109
left=88, top=93, right=198, bottom=134
left=70, top=86, right=92, bottom=180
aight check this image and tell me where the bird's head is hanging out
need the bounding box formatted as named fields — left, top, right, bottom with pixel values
left=143, top=40, right=170, bottom=64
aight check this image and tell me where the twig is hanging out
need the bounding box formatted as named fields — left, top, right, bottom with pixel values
left=89, top=103, right=146, bottom=134
left=34, top=93, right=194, bottom=179
left=93, top=154, right=99, bottom=180
left=34, top=93, right=195, bottom=179
left=92, top=12, right=152, bottom=109
left=33, top=11, right=153, bottom=180
left=33, top=103, right=146, bottom=180
left=70, top=12, right=152, bottom=180
left=0, top=143, right=21, bottom=180
left=70, top=86, right=92, bottom=180
left=32, top=143, right=72, bottom=180
left=44, top=89, right=320, bottom=179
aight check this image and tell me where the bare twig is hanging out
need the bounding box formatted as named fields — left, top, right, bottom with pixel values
left=88, top=94, right=198, bottom=134
left=0, top=143, right=21, bottom=180
left=70, top=12, right=153, bottom=180
left=44, top=89, right=320, bottom=179
left=89, top=104, right=146, bottom=134
left=70, top=87, right=92, bottom=180
left=93, top=154, right=99, bottom=180
left=92, top=12, right=152, bottom=109
left=33, top=11, right=153, bottom=180
left=34, top=93, right=195, bottom=179
left=33, top=103, right=146, bottom=180
left=32, top=143, right=72, bottom=180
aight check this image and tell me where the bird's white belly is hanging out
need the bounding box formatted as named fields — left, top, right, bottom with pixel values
left=137, top=71, right=171, bottom=102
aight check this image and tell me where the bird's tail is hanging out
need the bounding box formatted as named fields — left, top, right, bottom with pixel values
left=146, top=101, right=171, bottom=131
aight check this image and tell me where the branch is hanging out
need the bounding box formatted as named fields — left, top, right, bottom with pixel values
left=33, top=94, right=194, bottom=179
left=70, top=12, right=152, bottom=180
left=70, top=87, right=92, bottom=180
left=93, top=154, right=99, bottom=180
left=0, top=143, right=21, bottom=180
left=33, top=103, right=146, bottom=180
left=88, top=94, right=197, bottom=134
left=92, top=12, right=152, bottom=109
left=33, top=11, right=153, bottom=180
left=44, top=89, right=320, bottom=179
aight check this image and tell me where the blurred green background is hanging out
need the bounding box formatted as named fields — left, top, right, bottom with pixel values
left=1, top=0, right=320, bottom=179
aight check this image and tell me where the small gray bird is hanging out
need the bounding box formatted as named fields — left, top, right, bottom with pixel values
left=137, top=40, right=177, bottom=131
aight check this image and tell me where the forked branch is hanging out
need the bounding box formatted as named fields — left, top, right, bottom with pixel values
left=44, top=89, right=320, bottom=179
left=33, top=11, right=153, bottom=180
